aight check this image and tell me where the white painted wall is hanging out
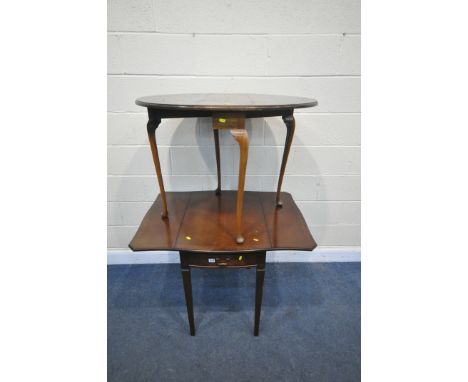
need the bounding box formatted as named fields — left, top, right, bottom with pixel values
left=107, top=0, right=361, bottom=250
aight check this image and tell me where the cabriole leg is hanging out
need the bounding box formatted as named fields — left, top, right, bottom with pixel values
left=231, top=128, right=249, bottom=244
left=275, top=114, right=295, bottom=208
left=147, top=117, right=168, bottom=218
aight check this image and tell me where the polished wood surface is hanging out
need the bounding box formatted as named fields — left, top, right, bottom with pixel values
left=129, top=191, right=317, bottom=252
left=136, top=93, right=317, bottom=112
left=177, top=191, right=268, bottom=252
left=259, top=192, right=315, bottom=250
left=129, top=192, right=191, bottom=251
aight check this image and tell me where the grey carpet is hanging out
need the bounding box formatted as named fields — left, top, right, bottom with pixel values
left=108, top=262, right=360, bottom=381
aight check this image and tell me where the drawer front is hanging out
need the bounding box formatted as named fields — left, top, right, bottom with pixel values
left=212, top=113, right=245, bottom=130
left=181, top=252, right=259, bottom=268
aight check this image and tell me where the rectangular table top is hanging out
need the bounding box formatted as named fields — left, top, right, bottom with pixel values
left=129, top=191, right=317, bottom=253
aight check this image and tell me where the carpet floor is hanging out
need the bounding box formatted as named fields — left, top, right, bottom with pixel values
left=108, top=262, right=360, bottom=382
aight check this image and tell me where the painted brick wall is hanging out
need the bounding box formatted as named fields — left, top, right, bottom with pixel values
left=107, top=0, right=361, bottom=249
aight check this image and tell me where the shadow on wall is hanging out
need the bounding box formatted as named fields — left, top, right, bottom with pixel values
left=192, top=116, right=326, bottom=200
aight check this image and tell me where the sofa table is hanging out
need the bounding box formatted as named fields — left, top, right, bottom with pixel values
left=130, top=93, right=318, bottom=336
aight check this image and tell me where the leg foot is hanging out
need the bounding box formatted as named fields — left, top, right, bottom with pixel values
left=236, top=235, right=245, bottom=244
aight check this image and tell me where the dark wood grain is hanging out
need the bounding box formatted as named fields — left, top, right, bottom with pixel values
left=136, top=93, right=317, bottom=113
left=129, top=191, right=317, bottom=253
left=260, top=192, right=316, bottom=250
left=128, top=192, right=191, bottom=251
left=176, top=191, right=268, bottom=252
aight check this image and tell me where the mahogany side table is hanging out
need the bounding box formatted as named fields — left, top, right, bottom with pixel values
left=130, top=93, right=318, bottom=336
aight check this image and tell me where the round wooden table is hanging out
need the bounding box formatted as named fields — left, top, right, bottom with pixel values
left=136, top=93, right=318, bottom=244
left=133, top=93, right=318, bottom=336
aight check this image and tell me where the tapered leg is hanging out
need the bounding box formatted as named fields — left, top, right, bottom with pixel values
left=231, top=128, right=249, bottom=244
left=276, top=114, right=296, bottom=207
left=254, top=252, right=266, bottom=336
left=147, top=118, right=168, bottom=218
left=213, top=129, right=221, bottom=195
left=181, top=266, right=195, bottom=336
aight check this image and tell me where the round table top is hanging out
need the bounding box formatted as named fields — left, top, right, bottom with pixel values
left=135, top=93, right=317, bottom=112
